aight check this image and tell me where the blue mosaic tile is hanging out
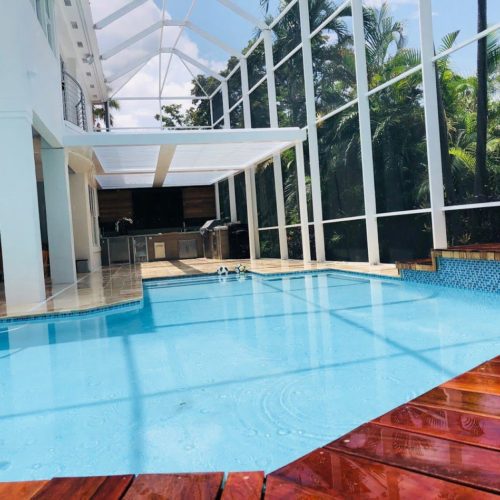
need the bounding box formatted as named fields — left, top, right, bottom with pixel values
left=249, top=268, right=402, bottom=281
left=401, top=257, right=500, bottom=294
left=0, top=300, right=143, bottom=325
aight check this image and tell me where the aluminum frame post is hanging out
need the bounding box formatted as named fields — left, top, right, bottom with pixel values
left=263, top=29, right=288, bottom=260
left=351, top=0, right=380, bottom=264
left=104, top=101, right=111, bottom=132
left=419, top=0, right=448, bottom=249
left=222, top=80, right=231, bottom=129
left=240, top=58, right=252, bottom=128
left=298, top=0, right=326, bottom=261
left=245, top=168, right=258, bottom=259
left=250, top=165, right=261, bottom=258
left=295, top=142, right=312, bottom=262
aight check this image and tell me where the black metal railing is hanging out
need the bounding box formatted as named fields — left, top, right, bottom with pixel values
left=61, top=71, right=88, bottom=131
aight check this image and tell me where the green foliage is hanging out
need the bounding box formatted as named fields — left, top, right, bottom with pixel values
left=155, top=0, right=499, bottom=254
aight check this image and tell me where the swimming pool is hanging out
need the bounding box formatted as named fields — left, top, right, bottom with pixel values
left=0, top=271, right=499, bottom=481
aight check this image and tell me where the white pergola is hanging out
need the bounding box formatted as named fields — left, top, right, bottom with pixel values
left=91, top=0, right=306, bottom=262
left=64, top=127, right=310, bottom=261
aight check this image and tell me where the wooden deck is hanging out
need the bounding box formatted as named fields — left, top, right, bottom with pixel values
left=1, top=356, right=498, bottom=498
left=397, top=243, right=500, bottom=272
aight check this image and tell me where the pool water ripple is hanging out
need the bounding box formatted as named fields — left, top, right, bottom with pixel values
left=0, top=272, right=499, bottom=480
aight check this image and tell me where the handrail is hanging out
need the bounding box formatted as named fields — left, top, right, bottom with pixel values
left=61, top=70, right=88, bottom=131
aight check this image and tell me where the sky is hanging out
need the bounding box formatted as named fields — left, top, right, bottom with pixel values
left=89, top=0, right=499, bottom=129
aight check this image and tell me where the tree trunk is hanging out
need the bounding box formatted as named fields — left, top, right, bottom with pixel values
left=474, top=0, right=488, bottom=201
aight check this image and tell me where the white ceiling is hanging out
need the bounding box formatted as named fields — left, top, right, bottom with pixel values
left=94, top=145, right=160, bottom=172
left=94, top=140, right=291, bottom=188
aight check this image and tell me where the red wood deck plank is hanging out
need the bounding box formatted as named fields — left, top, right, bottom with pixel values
left=91, top=474, right=134, bottom=499
left=442, top=372, right=500, bottom=396
left=221, top=471, right=264, bottom=500
left=122, top=473, right=223, bottom=499
left=266, top=447, right=497, bottom=499
left=373, top=403, right=500, bottom=450
left=326, top=422, right=500, bottom=493
left=472, top=360, right=500, bottom=378
left=265, top=476, right=336, bottom=499
left=31, top=476, right=107, bottom=500
left=411, top=386, right=500, bottom=418
left=0, top=480, right=48, bottom=500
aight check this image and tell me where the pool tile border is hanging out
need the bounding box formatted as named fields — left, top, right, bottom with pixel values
left=0, top=299, right=143, bottom=324
left=4, top=256, right=499, bottom=323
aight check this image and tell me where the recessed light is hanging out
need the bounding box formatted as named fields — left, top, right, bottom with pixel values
left=86, top=72, right=91, bottom=76
left=90, top=84, right=95, bottom=88
left=64, top=0, right=72, bottom=5
left=77, top=41, right=84, bottom=48
left=71, top=21, right=78, bottom=29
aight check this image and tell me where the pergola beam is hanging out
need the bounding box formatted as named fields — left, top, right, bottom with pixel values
left=64, top=128, right=307, bottom=147
left=153, top=145, right=176, bottom=187
left=113, top=96, right=209, bottom=101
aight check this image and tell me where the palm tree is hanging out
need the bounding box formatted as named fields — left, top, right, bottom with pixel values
left=435, top=31, right=460, bottom=205
left=93, top=99, right=120, bottom=129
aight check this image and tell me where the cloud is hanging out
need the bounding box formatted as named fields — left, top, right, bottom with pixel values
left=89, top=0, right=226, bottom=128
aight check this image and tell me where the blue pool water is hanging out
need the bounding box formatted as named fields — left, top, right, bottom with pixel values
left=0, top=271, right=499, bottom=480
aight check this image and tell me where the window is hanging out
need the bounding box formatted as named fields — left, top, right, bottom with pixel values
left=32, top=0, right=56, bottom=53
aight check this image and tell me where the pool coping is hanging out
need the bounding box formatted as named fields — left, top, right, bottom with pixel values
left=0, top=267, right=401, bottom=323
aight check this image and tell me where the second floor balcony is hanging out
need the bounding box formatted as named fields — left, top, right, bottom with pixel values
left=62, top=70, right=88, bottom=132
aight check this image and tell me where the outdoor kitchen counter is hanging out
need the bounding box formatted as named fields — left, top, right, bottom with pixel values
left=101, top=231, right=203, bottom=264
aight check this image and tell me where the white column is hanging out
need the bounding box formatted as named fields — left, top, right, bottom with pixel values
left=298, top=0, right=326, bottom=261
left=41, top=142, right=77, bottom=283
left=250, top=165, right=261, bottom=258
left=214, top=182, right=221, bottom=219
left=245, top=168, right=257, bottom=260
left=351, top=0, right=380, bottom=264
left=263, top=29, right=288, bottom=259
left=228, top=175, right=237, bottom=222
left=419, top=0, right=447, bottom=249
left=240, top=58, right=252, bottom=128
left=0, top=113, right=46, bottom=306
left=295, top=142, right=311, bottom=263
left=69, top=172, right=98, bottom=271
left=221, top=80, right=231, bottom=129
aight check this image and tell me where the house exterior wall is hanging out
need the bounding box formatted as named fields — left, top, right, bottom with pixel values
left=0, top=0, right=104, bottom=305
